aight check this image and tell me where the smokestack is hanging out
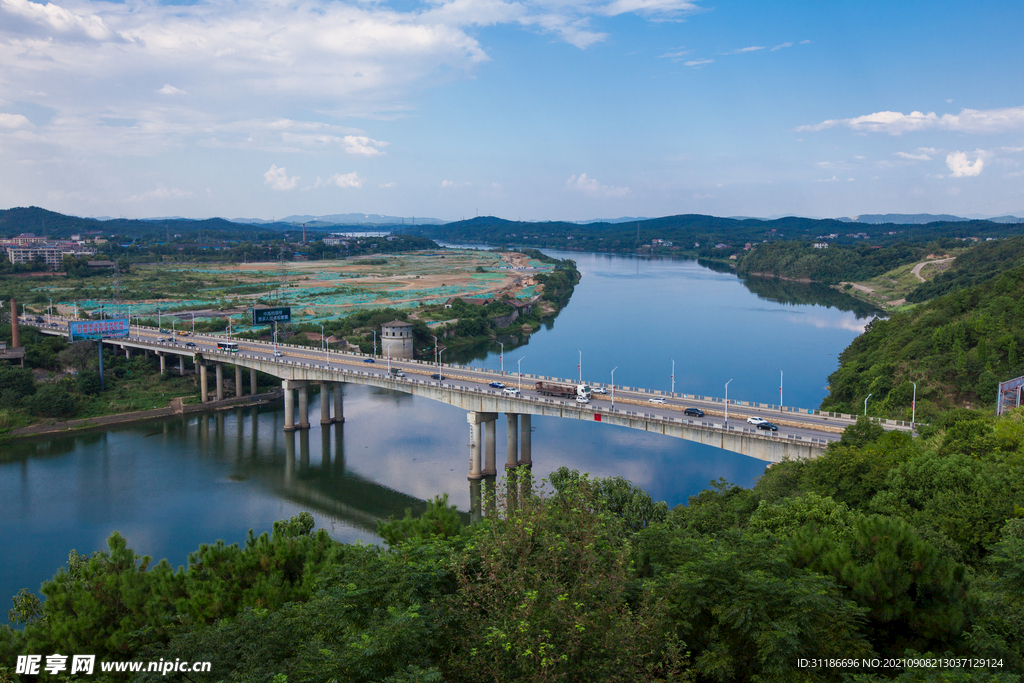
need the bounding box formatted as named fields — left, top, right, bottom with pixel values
left=302, top=223, right=306, bottom=244
left=10, top=298, right=20, bottom=349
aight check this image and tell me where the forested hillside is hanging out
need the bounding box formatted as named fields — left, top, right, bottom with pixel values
left=3, top=411, right=1022, bottom=681
left=822, top=264, right=1024, bottom=418
left=735, top=241, right=930, bottom=284
left=907, top=235, right=1024, bottom=302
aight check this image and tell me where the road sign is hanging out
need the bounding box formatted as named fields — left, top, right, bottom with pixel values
left=253, top=307, right=292, bottom=325
left=69, top=318, right=129, bottom=340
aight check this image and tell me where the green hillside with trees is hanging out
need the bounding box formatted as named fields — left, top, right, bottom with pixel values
left=3, top=411, right=1023, bottom=681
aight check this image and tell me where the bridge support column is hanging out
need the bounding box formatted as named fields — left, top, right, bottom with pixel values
left=215, top=362, right=224, bottom=401
left=125, top=347, right=131, bottom=359
left=319, top=381, right=332, bottom=425
left=179, top=356, right=185, bottom=375
left=469, top=478, right=483, bottom=524
left=519, top=414, right=532, bottom=467
left=483, top=420, right=497, bottom=476
left=158, top=353, right=166, bottom=375
left=505, top=413, right=519, bottom=470
left=467, top=413, right=482, bottom=480
left=235, top=365, right=243, bottom=398
left=468, top=412, right=497, bottom=479
left=283, top=381, right=296, bottom=431
left=332, top=383, right=344, bottom=423
left=200, top=363, right=209, bottom=403
left=250, top=368, right=258, bottom=396
left=297, top=383, right=309, bottom=429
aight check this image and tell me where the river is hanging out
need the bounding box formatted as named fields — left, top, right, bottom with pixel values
left=0, top=251, right=877, bottom=614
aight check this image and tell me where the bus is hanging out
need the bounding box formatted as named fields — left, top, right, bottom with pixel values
left=217, top=341, right=239, bottom=353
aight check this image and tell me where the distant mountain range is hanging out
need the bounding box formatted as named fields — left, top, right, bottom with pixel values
left=838, top=213, right=1024, bottom=224
left=231, top=213, right=445, bottom=226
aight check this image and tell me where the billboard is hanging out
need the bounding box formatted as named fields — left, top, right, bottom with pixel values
left=997, top=375, right=1024, bottom=415
left=69, top=318, right=130, bottom=341
left=253, top=306, right=292, bottom=325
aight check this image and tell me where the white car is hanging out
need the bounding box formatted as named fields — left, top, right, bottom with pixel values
left=576, top=395, right=590, bottom=404
left=647, top=397, right=667, bottom=404
left=273, top=350, right=283, bottom=357
left=503, top=387, right=521, bottom=396
left=746, top=416, right=767, bottom=425
left=592, top=387, right=608, bottom=395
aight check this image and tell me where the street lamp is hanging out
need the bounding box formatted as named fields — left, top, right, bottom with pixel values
left=517, top=356, right=526, bottom=393
left=611, top=366, right=618, bottom=408
left=48, top=298, right=52, bottom=323
left=387, top=341, right=396, bottom=375
left=779, top=369, right=783, bottom=412
left=725, top=378, right=734, bottom=423
left=319, top=324, right=325, bottom=353
left=273, top=321, right=279, bottom=354
left=432, top=335, right=438, bottom=368
left=498, top=341, right=504, bottom=374
left=171, top=317, right=177, bottom=339
left=191, top=312, right=195, bottom=335
left=911, top=382, right=917, bottom=429
left=864, top=393, right=873, bottom=416
left=670, top=359, right=675, bottom=395
left=372, top=329, right=377, bottom=357
left=575, top=348, right=582, bottom=384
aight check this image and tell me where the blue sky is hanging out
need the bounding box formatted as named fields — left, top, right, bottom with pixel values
left=1, top=0, right=1022, bottom=221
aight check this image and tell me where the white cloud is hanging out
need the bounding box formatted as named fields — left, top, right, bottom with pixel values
left=684, top=58, right=713, bottom=67
left=894, top=151, right=931, bottom=161
left=127, top=185, right=193, bottom=202
left=565, top=172, right=630, bottom=197
left=798, top=104, right=1024, bottom=135
left=0, top=113, right=32, bottom=128
left=157, top=84, right=187, bottom=95
left=814, top=175, right=838, bottom=182
left=770, top=42, right=792, bottom=51
left=327, top=172, right=364, bottom=188
left=598, top=0, right=701, bottom=18
left=0, top=0, right=120, bottom=42
left=734, top=45, right=765, bottom=53
left=343, top=135, right=387, bottom=156
left=946, top=151, right=984, bottom=177
left=379, top=181, right=396, bottom=188
left=264, top=164, right=299, bottom=190
left=440, top=179, right=471, bottom=188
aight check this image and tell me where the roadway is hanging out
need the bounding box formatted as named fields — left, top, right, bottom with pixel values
left=22, top=316, right=909, bottom=445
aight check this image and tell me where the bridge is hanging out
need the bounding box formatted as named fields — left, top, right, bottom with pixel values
left=24, top=318, right=915, bottom=475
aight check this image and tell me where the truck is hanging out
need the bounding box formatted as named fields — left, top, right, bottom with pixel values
left=534, top=381, right=592, bottom=399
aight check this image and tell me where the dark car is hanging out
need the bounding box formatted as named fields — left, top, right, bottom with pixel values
left=683, top=407, right=705, bottom=417
left=159, top=329, right=170, bottom=334
left=363, top=358, right=375, bottom=363
left=431, top=373, right=445, bottom=380
left=757, top=422, right=779, bottom=431
left=35, top=317, right=44, bottom=323
left=489, top=381, right=505, bottom=388
left=184, top=342, right=197, bottom=348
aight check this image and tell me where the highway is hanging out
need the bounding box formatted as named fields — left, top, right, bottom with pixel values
left=23, top=316, right=913, bottom=445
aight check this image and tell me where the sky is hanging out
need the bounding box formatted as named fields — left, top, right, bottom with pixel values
left=1, top=0, right=1022, bottom=222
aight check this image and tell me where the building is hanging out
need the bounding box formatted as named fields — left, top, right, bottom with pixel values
left=12, top=233, right=47, bottom=246
left=7, top=246, right=96, bottom=270
left=381, top=320, right=414, bottom=359
left=813, top=242, right=829, bottom=249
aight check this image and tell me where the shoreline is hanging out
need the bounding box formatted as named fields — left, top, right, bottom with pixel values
left=6, top=389, right=284, bottom=442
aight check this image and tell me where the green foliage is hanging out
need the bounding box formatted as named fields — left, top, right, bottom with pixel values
left=378, top=494, right=466, bottom=547
left=788, top=513, right=969, bottom=653
left=25, top=381, right=79, bottom=418
left=737, top=240, right=926, bottom=283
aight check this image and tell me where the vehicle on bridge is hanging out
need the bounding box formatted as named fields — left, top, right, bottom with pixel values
left=503, top=387, right=520, bottom=396
left=390, top=368, right=406, bottom=377
left=683, top=407, right=705, bottom=417
left=534, top=381, right=592, bottom=399
left=489, top=381, right=505, bottom=388
left=217, top=341, right=239, bottom=353
left=747, top=416, right=767, bottom=426
left=757, top=422, right=779, bottom=432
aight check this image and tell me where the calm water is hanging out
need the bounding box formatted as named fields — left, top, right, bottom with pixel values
left=0, top=252, right=876, bottom=614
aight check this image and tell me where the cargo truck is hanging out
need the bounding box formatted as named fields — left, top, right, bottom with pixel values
left=534, top=381, right=592, bottom=399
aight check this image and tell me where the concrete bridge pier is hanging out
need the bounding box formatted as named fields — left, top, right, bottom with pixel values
left=519, top=414, right=532, bottom=467
left=283, top=381, right=297, bottom=431
left=235, top=365, right=244, bottom=398
left=483, top=418, right=497, bottom=476
left=319, top=381, right=332, bottom=425
left=297, top=383, right=310, bottom=429
left=125, top=347, right=131, bottom=359
left=332, top=383, right=344, bottom=423
left=158, top=352, right=166, bottom=374
left=467, top=411, right=498, bottom=479
left=200, top=363, right=209, bottom=402
left=505, top=413, right=519, bottom=470
left=469, top=478, right=483, bottom=524
left=216, top=362, right=225, bottom=401
left=179, top=356, right=185, bottom=375
left=250, top=368, right=258, bottom=396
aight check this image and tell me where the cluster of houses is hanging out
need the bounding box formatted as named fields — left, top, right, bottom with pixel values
left=1, top=233, right=99, bottom=270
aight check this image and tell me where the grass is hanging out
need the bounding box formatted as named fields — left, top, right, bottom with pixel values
left=838, top=250, right=963, bottom=310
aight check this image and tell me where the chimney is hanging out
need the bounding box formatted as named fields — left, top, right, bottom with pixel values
left=10, top=298, right=20, bottom=349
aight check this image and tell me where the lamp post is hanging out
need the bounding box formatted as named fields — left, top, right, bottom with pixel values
left=670, top=359, right=675, bottom=395
left=575, top=348, right=582, bottom=384
left=273, top=321, right=278, bottom=354
left=373, top=329, right=377, bottom=357
left=911, top=382, right=917, bottom=428
left=517, top=356, right=526, bottom=393
left=432, top=335, right=438, bottom=368
left=158, top=309, right=161, bottom=329
left=191, top=312, right=195, bottom=335
left=387, top=341, right=396, bottom=375
left=319, top=324, right=325, bottom=353
left=611, top=366, right=618, bottom=408
left=498, top=341, right=504, bottom=374
left=864, top=393, right=873, bottom=416
left=779, top=369, right=783, bottom=412
left=725, top=378, right=734, bottom=423
left=48, top=298, right=52, bottom=323
left=171, top=317, right=176, bottom=339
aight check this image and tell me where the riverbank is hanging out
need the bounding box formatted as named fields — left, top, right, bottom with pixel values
left=6, top=389, right=283, bottom=442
